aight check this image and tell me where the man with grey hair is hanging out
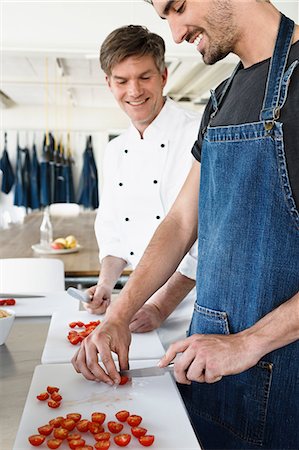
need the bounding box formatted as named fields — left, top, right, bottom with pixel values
left=73, top=3, right=299, bottom=448
left=84, top=25, right=200, bottom=348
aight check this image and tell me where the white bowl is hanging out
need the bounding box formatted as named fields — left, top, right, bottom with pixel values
left=0, top=308, right=15, bottom=345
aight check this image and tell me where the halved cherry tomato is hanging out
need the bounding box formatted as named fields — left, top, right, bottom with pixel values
left=76, top=419, right=89, bottom=432
left=91, top=412, right=106, bottom=424
left=78, top=447, right=94, bottom=450
left=131, top=426, right=147, bottom=438
left=115, top=410, right=130, bottom=422
left=36, top=392, right=49, bottom=401
left=53, top=428, right=69, bottom=440
left=0, top=298, right=16, bottom=306
left=46, top=438, right=63, bottom=449
left=48, top=400, right=61, bottom=409
left=138, top=435, right=155, bottom=447
left=88, top=422, right=104, bottom=434
left=76, top=321, right=85, bottom=327
left=61, top=418, right=76, bottom=431
left=28, top=434, right=46, bottom=446
left=127, top=415, right=142, bottom=427
left=49, top=417, right=64, bottom=428
left=67, top=432, right=81, bottom=441
left=119, top=375, right=129, bottom=386
left=68, top=335, right=82, bottom=345
left=107, top=421, right=123, bottom=434
left=51, top=392, right=62, bottom=402
left=95, top=441, right=111, bottom=449
left=47, top=386, right=60, bottom=394
left=69, top=322, right=78, bottom=328
left=114, top=434, right=131, bottom=447
left=68, top=438, right=86, bottom=449
left=66, top=413, right=82, bottom=422
left=37, top=425, right=54, bottom=436
left=94, top=432, right=111, bottom=441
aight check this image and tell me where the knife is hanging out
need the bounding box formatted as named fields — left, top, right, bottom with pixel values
left=67, top=287, right=92, bottom=303
left=0, top=293, right=46, bottom=298
left=120, top=363, right=174, bottom=378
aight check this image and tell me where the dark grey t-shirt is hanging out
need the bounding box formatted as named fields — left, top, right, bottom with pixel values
left=192, top=41, right=299, bottom=207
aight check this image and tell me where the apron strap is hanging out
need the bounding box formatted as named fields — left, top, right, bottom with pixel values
left=260, top=14, right=295, bottom=128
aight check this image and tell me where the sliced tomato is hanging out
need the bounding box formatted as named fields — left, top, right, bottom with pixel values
left=53, top=428, right=69, bottom=440
left=49, top=417, right=64, bottom=428
left=127, top=415, right=142, bottom=427
left=48, top=400, right=61, bottom=409
left=36, top=391, right=49, bottom=401
left=68, top=335, right=82, bottom=345
left=68, top=438, right=86, bottom=449
left=0, top=298, right=16, bottom=306
left=114, top=434, right=131, bottom=447
left=78, top=446, right=94, bottom=450
left=46, top=438, right=63, bottom=449
left=37, top=425, right=54, bottom=436
left=61, top=418, right=76, bottom=431
left=67, top=432, right=81, bottom=441
left=28, top=434, right=46, bottom=446
left=76, top=321, right=85, bottom=328
left=47, top=386, right=60, bottom=394
left=91, top=412, right=106, bottom=424
left=88, top=422, right=104, bottom=434
left=107, top=421, right=124, bottom=434
left=94, top=432, right=111, bottom=441
left=131, top=426, right=147, bottom=438
left=66, top=413, right=82, bottom=422
left=76, top=419, right=89, bottom=432
left=119, top=375, right=129, bottom=386
left=51, top=392, right=62, bottom=402
left=69, top=322, right=78, bottom=328
left=115, top=410, right=130, bottom=423
left=138, top=435, right=155, bottom=447
left=94, top=441, right=111, bottom=449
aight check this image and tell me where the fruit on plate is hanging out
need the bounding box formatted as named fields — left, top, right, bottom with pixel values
left=51, top=235, right=78, bottom=250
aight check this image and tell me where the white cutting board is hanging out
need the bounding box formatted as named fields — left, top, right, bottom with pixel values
left=42, top=311, right=165, bottom=363
left=13, top=362, right=201, bottom=450
left=0, top=291, right=80, bottom=317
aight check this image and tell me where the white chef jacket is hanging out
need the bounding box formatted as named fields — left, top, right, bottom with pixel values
left=95, top=98, right=201, bottom=348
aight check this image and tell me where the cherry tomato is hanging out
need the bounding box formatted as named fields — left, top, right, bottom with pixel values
left=131, top=427, right=147, bottom=438
left=49, top=417, right=64, bottom=428
left=91, top=412, right=106, bottom=424
left=67, top=432, right=81, bottom=441
left=78, top=447, right=94, bottom=450
left=94, top=441, right=111, bottom=449
left=76, top=419, right=89, bottom=432
left=119, top=376, right=129, bottom=386
left=138, top=435, right=155, bottom=447
left=69, top=322, right=78, bottom=328
left=51, top=392, right=62, bottom=402
left=53, top=428, right=69, bottom=440
left=37, top=425, right=54, bottom=436
left=46, top=438, right=63, bottom=449
left=28, top=434, right=46, bottom=446
left=68, top=438, right=86, bottom=449
left=114, top=434, right=131, bottom=447
left=107, top=421, right=124, bottom=434
left=94, top=432, right=111, bottom=441
left=76, top=321, right=85, bottom=328
left=68, top=335, right=82, bottom=345
left=127, top=415, right=142, bottom=427
left=48, top=400, right=61, bottom=409
left=88, top=422, right=104, bottom=434
left=61, top=418, right=76, bottom=431
left=115, top=410, right=130, bottom=422
left=36, top=392, right=49, bottom=401
left=47, top=386, right=60, bottom=394
left=66, top=413, right=82, bottom=422
left=0, top=298, right=16, bottom=306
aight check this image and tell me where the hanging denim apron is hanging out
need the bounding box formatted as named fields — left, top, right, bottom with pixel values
left=180, top=14, right=299, bottom=449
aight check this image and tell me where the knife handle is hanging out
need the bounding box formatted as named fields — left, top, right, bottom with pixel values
left=67, top=287, right=92, bottom=303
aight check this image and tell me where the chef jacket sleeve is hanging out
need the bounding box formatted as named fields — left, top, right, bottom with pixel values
left=177, top=239, right=198, bottom=280
left=94, top=147, right=128, bottom=264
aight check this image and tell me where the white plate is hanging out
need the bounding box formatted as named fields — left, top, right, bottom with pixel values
left=13, top=362, right=201, bottom=450
left=42, top=311, right=165, bottom=363
left=0, top=292, right=80, bottom=317
left=32, top=243, right=81, bottom=255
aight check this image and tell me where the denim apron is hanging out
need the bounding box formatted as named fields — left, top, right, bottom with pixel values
left=179, top=15, right=299, bottom=449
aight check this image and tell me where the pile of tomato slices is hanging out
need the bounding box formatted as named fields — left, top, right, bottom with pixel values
left=67, top=320, right=101, bottom=346
left=0, top=298, right=16, bottom=306
left=36, top=386, right=62, bottom=409
left=28, top=409, right=155, bottom=448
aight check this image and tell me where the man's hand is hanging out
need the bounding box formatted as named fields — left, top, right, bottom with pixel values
left=129, top=303, right=163, bottom=333
left=83, top=283, right=112, bottom=315
left=71, top=320, right=131, bottom=384
left=159, top=332, right=261, bottom=385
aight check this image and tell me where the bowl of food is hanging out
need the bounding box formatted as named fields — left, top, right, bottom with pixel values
left=0, top=308, right=15, bottom=345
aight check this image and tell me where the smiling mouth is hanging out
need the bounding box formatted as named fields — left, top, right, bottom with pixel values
left=127, top=99, right=148, bottom=106
left=193, top=34, right=203, bottom=47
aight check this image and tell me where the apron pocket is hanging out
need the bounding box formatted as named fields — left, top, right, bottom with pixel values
left=188, top=303, right=230, bottom=336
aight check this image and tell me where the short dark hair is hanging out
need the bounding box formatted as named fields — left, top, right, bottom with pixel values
left=100, top=25, right=165, bottom=76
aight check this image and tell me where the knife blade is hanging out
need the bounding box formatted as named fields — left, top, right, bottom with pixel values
left=67, top=287, right=92, bottom=303
left=0, top=293, right=46, bottom=298
left=120, top=363, right=174, bottom=378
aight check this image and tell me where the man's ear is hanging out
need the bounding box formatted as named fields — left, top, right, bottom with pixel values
left=106, top=75, right=111, bottom=89
left=161, top=66, right=168, bottom=88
